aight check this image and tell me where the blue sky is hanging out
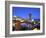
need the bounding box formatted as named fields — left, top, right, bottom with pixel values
left=12, top=7, right=40, bottom=19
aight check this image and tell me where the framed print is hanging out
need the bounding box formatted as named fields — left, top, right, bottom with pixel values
left=5, top=1, right=45, bottom=37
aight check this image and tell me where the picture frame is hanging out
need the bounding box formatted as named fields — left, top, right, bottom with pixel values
left=5, top=1, right=45, bottom=37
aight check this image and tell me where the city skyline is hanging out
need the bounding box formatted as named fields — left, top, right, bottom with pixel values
left=12, top=7, right=40, bottom=19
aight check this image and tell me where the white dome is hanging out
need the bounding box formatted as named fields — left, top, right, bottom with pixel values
left=14, top=16, right=16, bottom=17
left=32, top=19, right=34, bottom=21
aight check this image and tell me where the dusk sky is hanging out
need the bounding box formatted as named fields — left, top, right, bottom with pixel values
left=12, top=7, right=40, bottom=19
